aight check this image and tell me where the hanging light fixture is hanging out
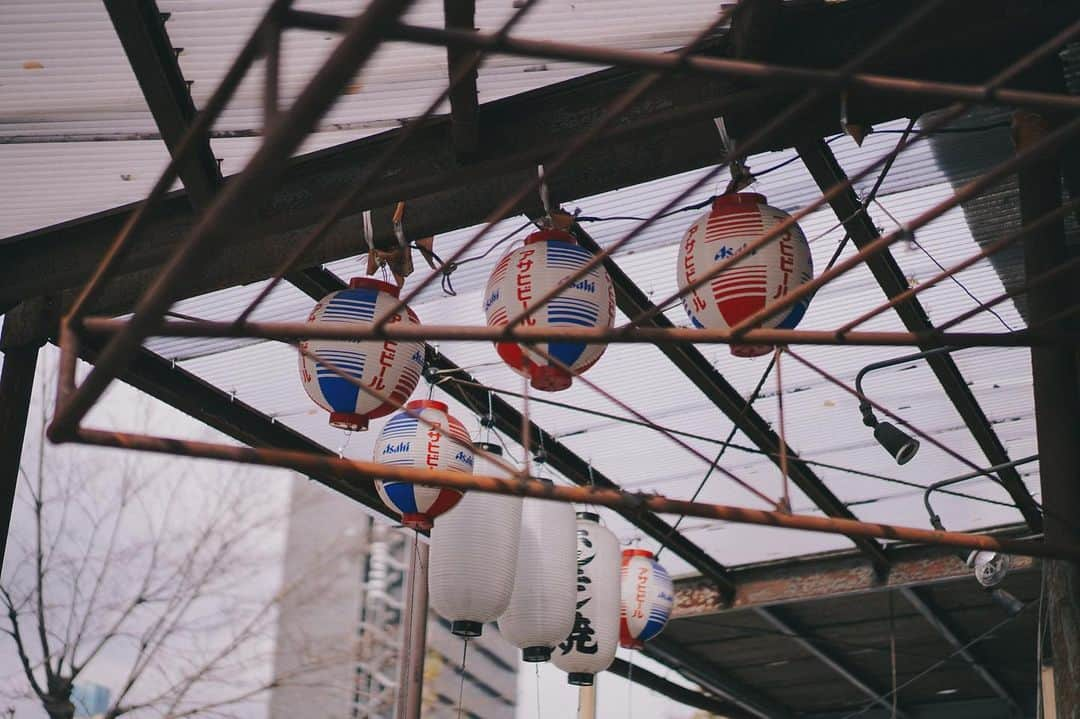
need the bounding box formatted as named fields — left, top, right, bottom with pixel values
left=497, top=478, right=577, bottom=662
left=677, top=193, right=813, bottom=357
left=299, top=277, right=424, bottom=431
left=619, top=548, right=674, bottom=650
left=552, top=512, right=620, bottom=686
left=372, top=399, right=473, bottom=530
left=429, top=443, right=522, bottom=637
left=483, top=228, right=616, bottom=391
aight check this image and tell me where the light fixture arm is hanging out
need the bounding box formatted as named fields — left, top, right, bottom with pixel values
left=922, top=455, right=1040, bottom=531
left=854, top=345, right=958, bottom=426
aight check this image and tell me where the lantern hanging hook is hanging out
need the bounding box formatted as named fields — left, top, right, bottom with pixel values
left=337, top=429, right=352, bottom=459
left=362, top=209, right=375, bottom=254
left=714, top=116, right=752, bottom=194
left=392, top=201, right=408, bottom=251
left=537, top=164, right=554, bottom=224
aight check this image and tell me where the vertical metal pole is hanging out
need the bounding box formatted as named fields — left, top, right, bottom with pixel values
left=0, top=332, right=41, bottom=571
left=577, top=680, right=597, bottom=719
left=1014, top=110, right=1080, bottom=719
left=395, top=534, right=429, bottom=719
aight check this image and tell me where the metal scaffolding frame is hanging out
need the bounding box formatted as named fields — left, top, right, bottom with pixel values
left=3, top=0, right=1079, bottom=714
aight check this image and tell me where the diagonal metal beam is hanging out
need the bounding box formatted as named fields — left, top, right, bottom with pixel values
left=425, top=347, right=739, bottom=600
left=67, top=335, right=389, bottom=517
left=8, top=0, right=1075, bottom=314
left=278, top=264, right=739, bottom=600
left=899, top=586, right=1021, bottom=713
left=645, top=635, right=794, bottom=719
left=105, top=0, right=329, bottom=295
left=755, top=606, right=911, bottom=719
left=608, top=656, right=758, bottom=719
left=442, top=0, right=480, bottom=159
left=568, top=224, right=891, bottom=570
left=795, top=139, right=1043, bottom=532
left=104, top=0, right=222, bottom=209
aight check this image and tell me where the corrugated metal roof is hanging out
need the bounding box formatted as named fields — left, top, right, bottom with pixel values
left=0, top=0, right=1049, bottom=574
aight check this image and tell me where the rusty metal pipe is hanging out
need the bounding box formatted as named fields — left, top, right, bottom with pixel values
left=725, top=114, right=1080, bottom=339
left=232, top=0, right=543, bottom=326
left=48, top=0, right=417, bottom=443
left=70, top=427, right=1080, bottom=562
left=65, top=0, right=294, bottom=322
left=636, top=17, right=1080, bottom=330
left=374, top=1, right=747, bottom=331
left=76, top=317, right=1079, bottom=348
left=935, top=255, right=1080, bottom=333
left=385, top=23, right=1080, bottom=114
left=836, top=197, right=1080, bottom=335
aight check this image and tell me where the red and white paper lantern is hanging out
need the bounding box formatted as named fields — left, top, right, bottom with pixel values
left=619, top=548, right=674, bottom=649
left=299, top=277, right=424, bottom=430
left=484, top=228, right=615, bottom=391
left=372, top=399, right=473, bottom=530
left=429, top=443, right=522, bottom=637
left=552, top=512, right=620, bottom=686
left=677, top=193, right=813, bottom=357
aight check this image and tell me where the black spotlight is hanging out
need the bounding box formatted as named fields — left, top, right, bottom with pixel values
left=873, top=421, right=920, bottom=465
left=989, top=588, right=1025, bottom=617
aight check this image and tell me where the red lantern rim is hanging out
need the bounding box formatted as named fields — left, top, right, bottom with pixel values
left=523, top=228, right=577, bottom=246
left=711, top=192, right=767, bottom=211
left=622, top=548, right=655, bottom=559
left=405, top=398, right=448, bottom=413
left=347, top=276, right=402, bottom=297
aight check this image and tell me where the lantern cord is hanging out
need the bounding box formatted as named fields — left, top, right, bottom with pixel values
left=337, top=430, right=352, bottom=459
left=822, top=117, right=915, bottom=272
left=655, top=353, right=776, bottom=560
left=535, top=663, right=541, bottom=719
left=775, top=347, right=791, bottom=513
left=626, top=649, right=635, bottom=719
left=889, top=592, right=898, bottom=719
left=456, top=639, right=468, bottom=719
left=420, top=220, right=533, bottom=296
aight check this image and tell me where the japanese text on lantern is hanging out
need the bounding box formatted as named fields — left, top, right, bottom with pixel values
left=560, top=527, right=598, bottom=655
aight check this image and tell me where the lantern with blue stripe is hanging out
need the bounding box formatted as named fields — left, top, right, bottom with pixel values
left=483, top=228, right=615, bottom=392
left=677, top=193, right=813, bottom=357
left=619, top=548, right=673, bottom=649
left=299, top=277, right=424, bottom=431
left=372, top=399, right=474, bottom=530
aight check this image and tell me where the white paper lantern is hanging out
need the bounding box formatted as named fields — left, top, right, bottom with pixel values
left=429, top=443, right=522, bottom=637
left=552, top=512, right=620, bottom=686
left=497, top=480, right=577, bottom=662
left=619, top=548, right=674, bottom=649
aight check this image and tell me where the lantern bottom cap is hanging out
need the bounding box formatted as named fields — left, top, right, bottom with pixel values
left=529, top=365, right=572, bottom=392
left=522, top=646, right=552, bottom=662
left=329, top=412, right=369, bottom=431
left=399, top=513, right=433, bottom=531
left=567, top=673, right=594, bottom=686
left=620, top=639, right=645, bottom=650
left=450, top=620, right=483, bottom=638
left=730, top=343, right=774, bottom=358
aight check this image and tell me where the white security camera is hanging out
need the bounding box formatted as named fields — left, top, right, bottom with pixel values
left=967, top=550, right=1010, bottom=588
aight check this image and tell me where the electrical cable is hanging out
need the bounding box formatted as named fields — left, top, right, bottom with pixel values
left=655, top=354, right=776, bottom=560
left=444, top=377, right=1025, bottom=511
left=837, top=606, right=1030, bottom=719
left=871, top=198, right=1016, bottom=332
